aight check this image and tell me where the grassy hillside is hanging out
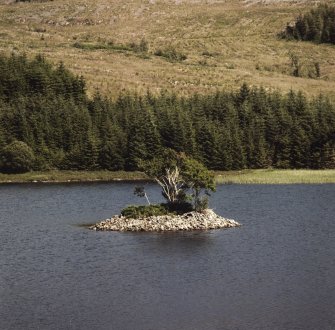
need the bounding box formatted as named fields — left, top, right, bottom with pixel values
left=0, top=0, right=334, bottom=98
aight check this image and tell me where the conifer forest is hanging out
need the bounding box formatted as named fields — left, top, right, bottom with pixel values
left=0, top=53, right=334, bottom=173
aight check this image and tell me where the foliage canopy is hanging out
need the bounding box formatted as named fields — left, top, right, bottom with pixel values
left=140, top=149, right=215, bottom=211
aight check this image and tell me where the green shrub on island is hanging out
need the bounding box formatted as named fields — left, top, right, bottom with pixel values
left=165, top=201, right=194, bottom=214
left=121, top=204, right=169, bottom=219
left=120, top=200, right=195, bottom=219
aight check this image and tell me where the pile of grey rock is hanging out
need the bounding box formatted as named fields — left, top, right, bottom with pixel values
left=90, top=209, right=240, bottom=232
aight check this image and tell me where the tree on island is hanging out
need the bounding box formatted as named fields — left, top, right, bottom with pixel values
left=182, top=156, right=216, bottom=211
left=128, top=149, right=215, bottom=217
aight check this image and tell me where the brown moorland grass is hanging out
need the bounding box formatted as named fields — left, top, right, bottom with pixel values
left=0, top=0, right=334, bottom=98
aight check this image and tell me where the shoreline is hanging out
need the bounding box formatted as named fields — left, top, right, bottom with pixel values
left=0, top=169, right=334, bottom=185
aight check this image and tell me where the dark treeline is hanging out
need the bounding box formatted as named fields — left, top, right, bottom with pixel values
left=282, top=4, right=335, bottom=44
left=0, top=53, right=334, bottom=173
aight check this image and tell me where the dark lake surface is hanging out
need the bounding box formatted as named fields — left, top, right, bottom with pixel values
left=0, top=183, right=334, bottom=330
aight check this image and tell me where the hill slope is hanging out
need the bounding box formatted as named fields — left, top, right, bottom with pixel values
left=0, top=0, right=334, bottom=97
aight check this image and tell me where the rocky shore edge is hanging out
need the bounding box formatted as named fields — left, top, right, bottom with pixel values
left=89, top=209, right=241, bottom=232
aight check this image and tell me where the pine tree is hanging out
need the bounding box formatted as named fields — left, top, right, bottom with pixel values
left=321, top=141, right=335, bottom=169
left=82, top=130, right=99, bottom=170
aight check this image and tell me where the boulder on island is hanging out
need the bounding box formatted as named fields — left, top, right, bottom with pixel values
left=89, top=209, right=240, bottom=232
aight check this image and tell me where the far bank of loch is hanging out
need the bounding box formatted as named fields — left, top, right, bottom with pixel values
left=0, top=170, right=334, bottom=185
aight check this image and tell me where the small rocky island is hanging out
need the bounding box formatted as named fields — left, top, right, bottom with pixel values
left=90, top=150, right=240, bottom=233
left=90, top=209, right=240, bottom=232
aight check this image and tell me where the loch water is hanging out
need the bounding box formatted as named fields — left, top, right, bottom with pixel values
left=0, top=183, right=334, bottom=330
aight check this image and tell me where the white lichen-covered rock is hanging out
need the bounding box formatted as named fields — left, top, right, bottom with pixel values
left=89, top=209, right=240, bottom=232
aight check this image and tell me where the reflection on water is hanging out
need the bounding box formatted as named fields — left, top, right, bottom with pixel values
left=0, top=183, right=334, bottom=330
